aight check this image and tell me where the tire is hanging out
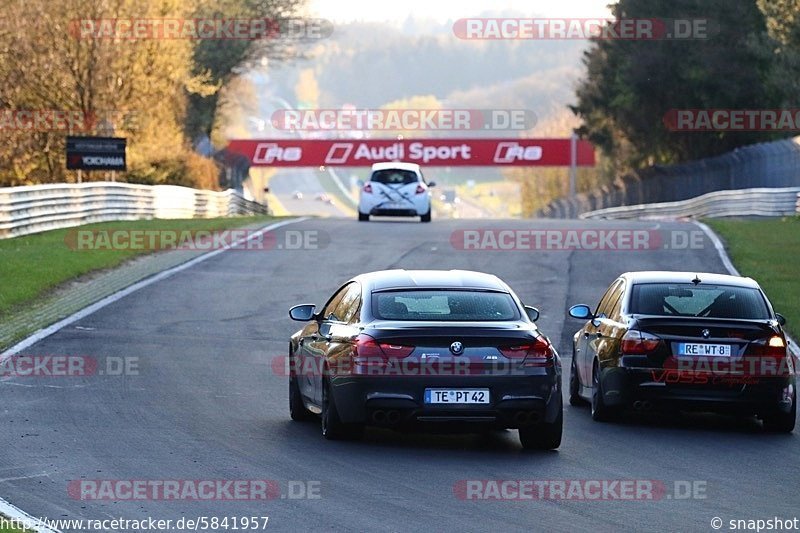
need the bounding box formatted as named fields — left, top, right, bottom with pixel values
left=420, top=209, right=432, bottom=223
left=289, top=374, right=314, bottom=422
left=591, top=363, right=618, bottom=422
left=519, top=401, right=563, bottom=450
left=569, top=356, right=586, bottom=406
left=321, top=378, right=363, bottom=440
left=762, top=390, right=796, bottom=433
left=358, top=212, right=369, bottom=222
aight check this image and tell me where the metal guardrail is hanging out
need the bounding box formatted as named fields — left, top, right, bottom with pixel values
left=579, top=187, right=800, bottom=220
left=538, top=136, right=800, bottom=219
left=0, top=182, right=269, bottom=239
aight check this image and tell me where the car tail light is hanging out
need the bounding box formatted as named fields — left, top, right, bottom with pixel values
left=746, top=335, right=793, bottom=377
left=415, top=184, right=426, bottom=194
left=763, top=335, right=788, bottom=360
left=621, top=330, right=661, bottom=355
left=353, top=334, right=414, bottom=366
left=499, top=336, right=554, bottom=367
left=768, top=335, right=786, bottom=350
left=363, top=183, right=373, bottom=194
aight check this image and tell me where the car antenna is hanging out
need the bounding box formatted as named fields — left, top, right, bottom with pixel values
left=692, top=275, right=702, bottom=285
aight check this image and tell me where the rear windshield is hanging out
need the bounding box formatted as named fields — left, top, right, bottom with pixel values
left=370, top=169, right=418, bottom=185
left=629, top=283, right=770, bottom=320
left=372, top=290, right=519, bottom=321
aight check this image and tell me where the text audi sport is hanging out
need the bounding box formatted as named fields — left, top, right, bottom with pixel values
left=287, top=269, right=563, bottom=449
left=568, top=271, right=795, bottom=432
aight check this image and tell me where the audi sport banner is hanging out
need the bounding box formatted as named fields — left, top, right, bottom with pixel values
left=66, top=136, right=127, bottom=171
left=227, top=138, right=595, bottom=167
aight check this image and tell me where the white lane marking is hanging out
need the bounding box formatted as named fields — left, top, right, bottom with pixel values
left=1, top=217, right=308, bottom=359
left=0, top=217, right=309, bottom=532
left=694, top=220, right=799, bottom=356
left=694, top=221, right=740, bottom=276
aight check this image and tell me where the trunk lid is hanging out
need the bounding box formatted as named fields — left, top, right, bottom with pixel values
left=363, top=321, right=545, bottom=375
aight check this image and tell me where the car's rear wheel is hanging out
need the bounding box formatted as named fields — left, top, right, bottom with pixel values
left=358, top=212, right=369, bottom=222
left=289, top=374, right=314, bottom=421
left=591, top=363, right=618, bottom=422
left=321, top=378, right=364, bottom=440
left=420, top=209, right=431, bottom=223
left=762, top=389, right=796, bottom=433
left=519, top=401, right=562, bottom=450
left=569, top=356, right=585, bottom=406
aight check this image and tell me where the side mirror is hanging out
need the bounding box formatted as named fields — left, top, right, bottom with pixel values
left=289, top=304, right=317, bottom=322
left=524, top=305, right=540, bottom=322
left=569, top=304, right=593, bottom=320
left=776, top=313, right=787, bottom=326
left=427, top=181, right=436, bottom=188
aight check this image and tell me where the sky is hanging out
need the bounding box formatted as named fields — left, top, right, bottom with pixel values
left=309, top=0, right=613, bottom=24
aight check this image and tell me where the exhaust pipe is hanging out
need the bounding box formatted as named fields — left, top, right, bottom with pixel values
left=640, top=400, right=653, bottom=411
left=633, top=400, right=643, bottom=411
left=372, top=410, right=386, bottom=424
left=386, top=410, right=400, bottom=425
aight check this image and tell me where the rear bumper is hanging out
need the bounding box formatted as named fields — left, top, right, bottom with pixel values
left=368, top=208, right=421, bottom=217
left=359, top=196, right=430, bottom=217
left=600, top=366, right=795, bottom=415
left=330, top=372, right=561, bottom=427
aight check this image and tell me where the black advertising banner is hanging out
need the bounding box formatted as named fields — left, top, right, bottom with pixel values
left=66, top=137, right=127, bottom=171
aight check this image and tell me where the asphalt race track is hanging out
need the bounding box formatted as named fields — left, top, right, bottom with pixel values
left=1, top=218, right=796, bottom=532
left=269, top=170, right=349, bottom=217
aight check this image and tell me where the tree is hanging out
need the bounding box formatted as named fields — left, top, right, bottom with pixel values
left=756, top=0, right=800, bottom=107
left=186, top=0, right=305, bottom=139
left=295, top=68, right=320, bottom=108
left=572, top=0, right=780, bottom=173
left=0, top=0, right=306, bottom=187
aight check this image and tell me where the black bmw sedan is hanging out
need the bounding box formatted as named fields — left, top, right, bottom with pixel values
left=287, top=269, right=563, bottom=449
left=568, top=271, right=796, bottom=432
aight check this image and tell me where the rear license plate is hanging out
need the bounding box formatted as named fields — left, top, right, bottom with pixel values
left=424, top=389, right=490, bottom=404
left=677, top=343, right=731, bottom=356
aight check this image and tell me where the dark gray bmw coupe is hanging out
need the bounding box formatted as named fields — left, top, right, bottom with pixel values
left=287, top=269, right=563, bottom=449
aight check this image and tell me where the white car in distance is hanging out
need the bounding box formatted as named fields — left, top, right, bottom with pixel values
left=357, top=162, right=435, bottom=222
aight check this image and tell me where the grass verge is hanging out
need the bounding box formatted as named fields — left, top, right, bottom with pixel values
left=0, top=516, right=31, bottom=533
left=706, top=217, right=799, bottom=335
left=0, top=216, right=275, bottom=317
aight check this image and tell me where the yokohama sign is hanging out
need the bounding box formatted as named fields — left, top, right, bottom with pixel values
left=226, top=138, right=595, bottom=167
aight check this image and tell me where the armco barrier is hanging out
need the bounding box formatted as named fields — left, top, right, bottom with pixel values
left=579, top=187, right=800, bottom=220
left=538, top=135, right=800, bottom=218
left=0, top=182, right=269, bottom=239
